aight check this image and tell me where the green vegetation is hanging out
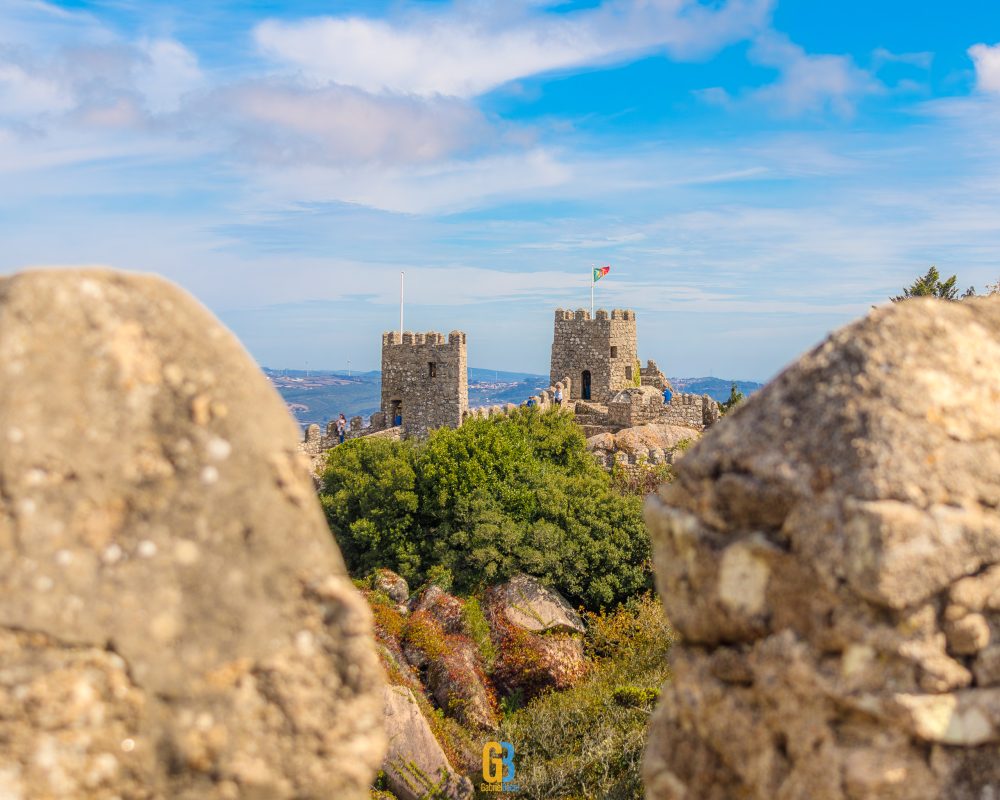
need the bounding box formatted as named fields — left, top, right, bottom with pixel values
left=610, top=457, right=673, bottom=497
left=321, top=408, right=650, bottom=610
left=461, top=597, right=497, bottom=668
left=719, top=382, right=745, bottom=415
left=498, top=594, right=673, bottom=799
left=891, top=265, right=970, bottom=301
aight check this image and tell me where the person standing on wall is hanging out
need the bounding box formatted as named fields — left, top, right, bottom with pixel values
left=336, top=413, right=347, bottom=444
left=663, top=386, right=673, bottom=405
left=554, top=386, right=563, bottom=406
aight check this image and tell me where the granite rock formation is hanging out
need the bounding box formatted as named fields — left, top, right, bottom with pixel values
left=643, top=297, right=1000, bottom=799
left=0, top=269, right=385, bottom=799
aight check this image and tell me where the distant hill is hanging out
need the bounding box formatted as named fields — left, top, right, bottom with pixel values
left=265, top=367, right=763, bottom=428
left=669, top=377, right=764, bottom=403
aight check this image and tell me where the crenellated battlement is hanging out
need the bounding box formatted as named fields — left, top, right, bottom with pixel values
left=553, top=308, right=636, bottom=323
left=382, top=330, right=467, bottom=347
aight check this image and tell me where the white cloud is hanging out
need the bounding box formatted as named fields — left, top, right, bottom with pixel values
left=204, top=81, right=489, bottom=165
left=254, top=0, right=774, bottom=98
left=969, top=42, right=1000, bottom=93
left=242, top=148, right=573, bottom=214
left=0, top=59, right=74, bottom=116
left=133, top=39, right=203, bottom=114
left=872, top=47, right=933, bottom=70
left=746, top=33, right=880, bottom=117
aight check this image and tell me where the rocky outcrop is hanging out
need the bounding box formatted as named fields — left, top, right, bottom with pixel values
left=643, top=297, right=1000, bottom=799
left=382, top=685, right=473, bottom=800
left=0, top=269, right=385, bottom=799
left=404, top=587, right=498, bottom=731
left=375, top=568, right=410, bottom=605
left=492, top=574, right=585, bottom=635
left=486, top=577, right=587, bottom=699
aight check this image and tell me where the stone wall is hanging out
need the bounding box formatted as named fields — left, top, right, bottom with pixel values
left=467, top=376, right=573, bottom=421
left=608, top=386, right=665, bottom=427
left=607, top=388, right=719, bottom=432
left=381, top=330, right=468, bottom=439
left=643, top=296, right=1000, bottom=800
left=659, top=392, right=718, bottom=430
left=550, top=309, right=637, bottom=402
left=640, top=359, right=669, bottom=391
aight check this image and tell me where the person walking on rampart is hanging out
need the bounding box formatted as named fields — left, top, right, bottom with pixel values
left=663, top=386, right=673, bottom=405
left=554, top=386, right=563, bottom=406
left=336, top=413, right=347, bottom=444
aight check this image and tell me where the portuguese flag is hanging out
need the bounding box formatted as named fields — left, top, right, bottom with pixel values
left=593, top=265, right=610, bottom=282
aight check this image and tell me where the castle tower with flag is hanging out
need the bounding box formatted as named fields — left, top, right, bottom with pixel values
left=549, top=308, right=638, bottom=402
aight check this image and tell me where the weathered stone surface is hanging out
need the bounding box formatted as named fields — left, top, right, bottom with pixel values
left=485, top=579, right=587, bottom=700
left=643, top=297, right=1000, bottom=799
left=493, top=574, right=585, bottom=635
left=0, top=268, right=385, bottom=798
left=382, top=685, right=473, bottom=800
left=375, top=568, right=410, bottom=604
left=588, top=423, right=698, bottom=458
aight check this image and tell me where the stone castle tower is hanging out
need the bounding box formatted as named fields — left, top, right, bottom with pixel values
left=381, top=330, right=468, bottom=439
left=550, top=308, right=638, bottom=402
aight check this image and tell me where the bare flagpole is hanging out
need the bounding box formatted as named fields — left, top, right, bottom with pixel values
left=399, top=271, right=404, bottom=336
left=590, top=264, right=595, bottom=316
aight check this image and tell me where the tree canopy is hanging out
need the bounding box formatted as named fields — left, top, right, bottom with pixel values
left=319, top=408, right=651, bottom=610
left=891, top=266, right=962, bottom=302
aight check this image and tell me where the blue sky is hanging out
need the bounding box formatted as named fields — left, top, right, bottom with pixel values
left=3, top=0, right=1000, bottom=379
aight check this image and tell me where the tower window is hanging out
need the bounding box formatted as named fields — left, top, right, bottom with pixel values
left=429, top=362, right=437, bottom=377
left=610, top=346, right=618, bottom=358
left=625, top=365, right=633, bottom=380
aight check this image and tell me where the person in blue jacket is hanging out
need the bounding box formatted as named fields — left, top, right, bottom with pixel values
left=663, top=386, right=673, bottom=404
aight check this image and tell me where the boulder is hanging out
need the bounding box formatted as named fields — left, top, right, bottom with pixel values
left=374, top=568, right=410, bottom=604
left=411, top=584, right=465, bottom=633
left=485, top=579, right=587, bottom=700
left=492, top=574, right=585, bottom=635
left=382, top=685, right=473, bottom=800
left=643, top=297, right=1000, bottom=799
left=0, top=269, right=385, bottom=799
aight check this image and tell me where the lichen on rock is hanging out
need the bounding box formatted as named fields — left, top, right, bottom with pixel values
left=643, top=297, right=1000, bottom=799
left=0, top=268, right=386, bottom=799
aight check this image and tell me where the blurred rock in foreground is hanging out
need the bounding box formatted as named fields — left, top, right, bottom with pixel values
left=644, top=297, right=1000, bottom=800
left=0, top=268, right=385, bottom=799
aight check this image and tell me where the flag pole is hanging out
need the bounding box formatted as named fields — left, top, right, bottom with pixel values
left=399, top=271, right=404, bottom=335
left=590, top=265, right=594, bottom=316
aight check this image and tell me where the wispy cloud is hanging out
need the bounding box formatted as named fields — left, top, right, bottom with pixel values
left=253, top=0, right=774, bottom=98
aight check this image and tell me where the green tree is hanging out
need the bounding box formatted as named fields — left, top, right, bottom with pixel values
left=891, top=266, right=963, bottom=302
left=719, top=382, right=745, bottom=415
left=320, top=408, right=650, bottom=610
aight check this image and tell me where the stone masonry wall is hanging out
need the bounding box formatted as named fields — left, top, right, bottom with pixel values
left=659, top=392, right=714, bottom=430
left=608, top=386, right=665, bottom=427
left=381, top=330, right=468, bottom=439
left=550, top=309, right=637, bottom=402
left=607, top=388, right=719, bottom=432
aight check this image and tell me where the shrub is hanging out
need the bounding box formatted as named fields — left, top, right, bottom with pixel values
left=460, top=597, right=496, bottom=668
left=321, top=408, right=650, bottom=610
left=497, top=594, right=672, bottom=799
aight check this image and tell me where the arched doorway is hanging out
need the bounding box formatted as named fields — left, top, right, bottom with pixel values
left=581, top=370, right=591, bottom=401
